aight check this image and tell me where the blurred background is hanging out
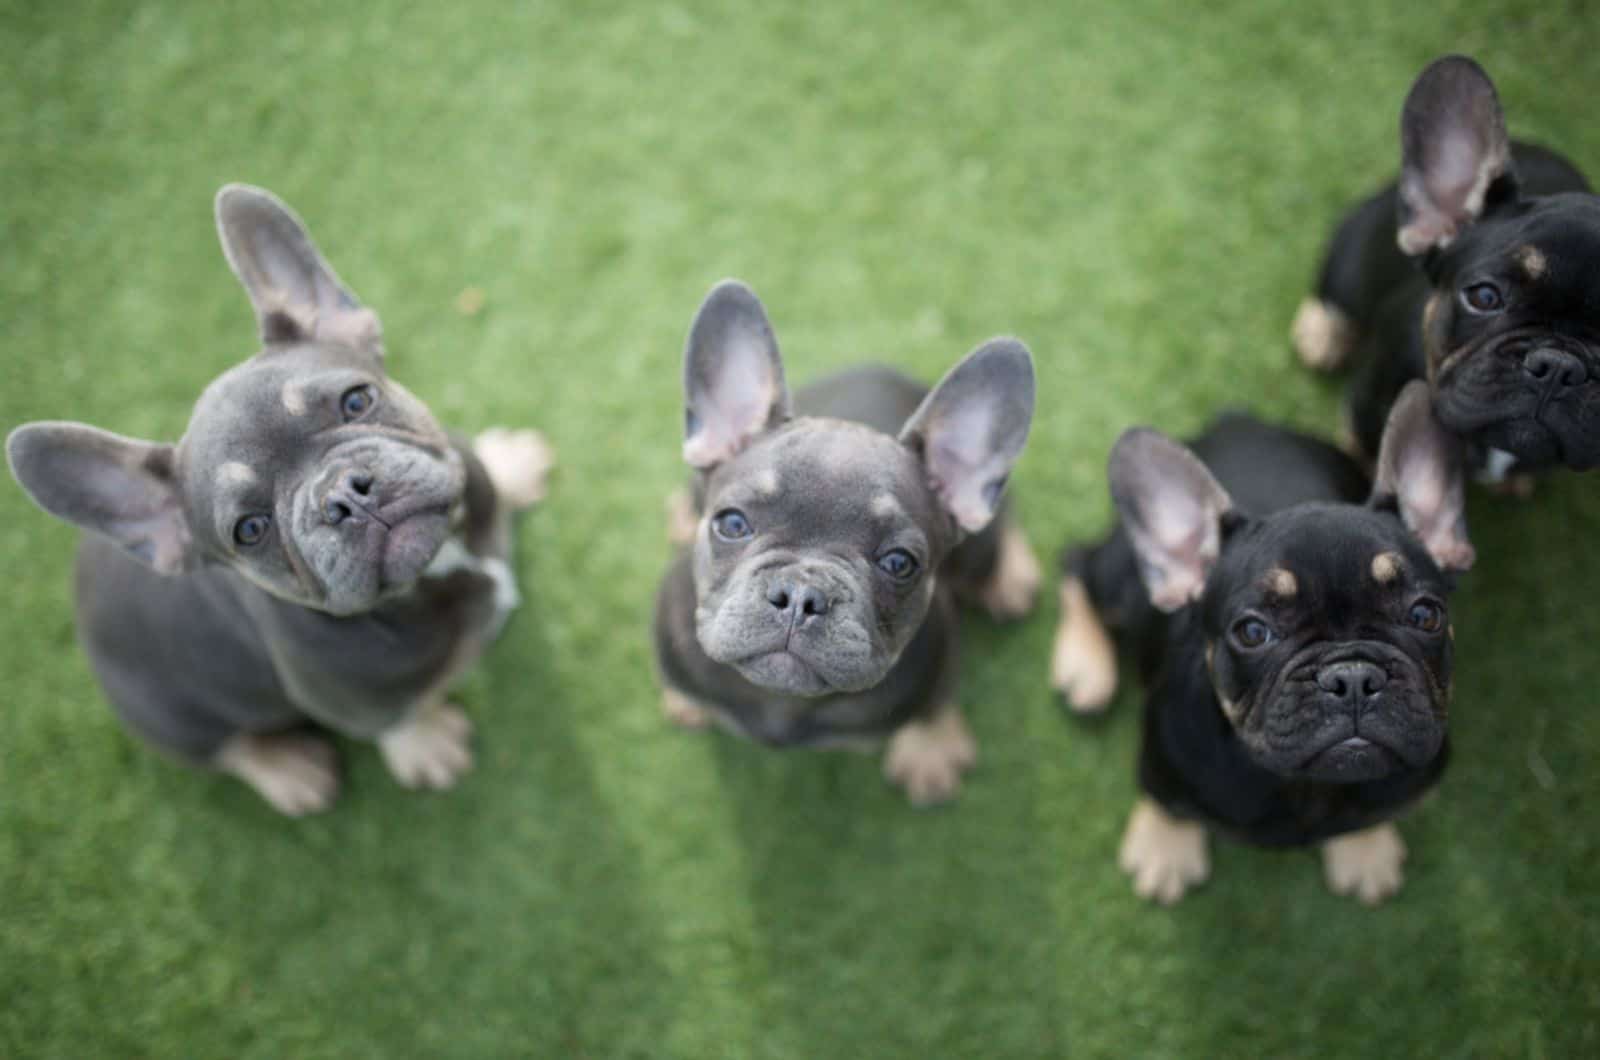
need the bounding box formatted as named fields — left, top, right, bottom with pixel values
left=3, top=1, right=1597, bottom=1055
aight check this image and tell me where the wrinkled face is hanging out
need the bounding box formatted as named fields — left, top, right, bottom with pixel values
left=691, top=419, right=955, bottom=697
left=1423, top=195, right=1600, bottom=469
left=179, top=343, right=463, bottom=615
left=1200, top=505, right=1453, bottom=782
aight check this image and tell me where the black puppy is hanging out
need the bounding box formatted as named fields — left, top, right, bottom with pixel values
left=1051, top=384, right=1473, bottom=904
left=1292, top=55, right=1600, bottom=484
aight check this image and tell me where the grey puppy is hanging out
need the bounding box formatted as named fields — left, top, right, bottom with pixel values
left=7, top=185, right=553, bottom=815
left=653, top=281, right=1039, bottom=805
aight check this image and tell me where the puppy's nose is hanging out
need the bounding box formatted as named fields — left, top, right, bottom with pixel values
left=1316, top=660, right=1387, bottom=710
left=766, top=582, right=830, bottom=621
left=1523, top=347, right=1587, bottom=392
left=322, top=470, right=377, bottom=525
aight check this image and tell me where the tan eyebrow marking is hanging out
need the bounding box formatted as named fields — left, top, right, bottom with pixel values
left=1516, top=244, right=1548, bottom=280
left=1371, top=551, right=1403, bottom=584
left=753, top=468, right=780, bottom=498
left=281, top=379, right=308, bottom=415
left=1262, top=568, right=1297, bottom=598
left=871, top=493, right=904, bottom=520
left=217, top=461, right=257, bottom=489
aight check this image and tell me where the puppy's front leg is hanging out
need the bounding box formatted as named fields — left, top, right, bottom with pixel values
left=1118, top=797, right=1210, bottom=904
left=1321, top=822, right=1407, bottom=905
left=215, top=730, right=341, bottom=817
left=378, top=700, right=475, bottom=790
left=883, top=704, right=977, bottom=807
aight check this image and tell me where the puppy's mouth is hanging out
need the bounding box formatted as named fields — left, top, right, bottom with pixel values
left=1297, top=736, right=1403, bottom=783
left=733, top=650, right=835, bottom=697
left=378, top=507, right=455, bottom=586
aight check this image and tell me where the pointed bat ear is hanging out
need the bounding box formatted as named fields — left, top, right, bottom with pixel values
left=681, top=280, right=791, bottom=469
left=8, top=422, right=194, bottom=575
left=1397, top=55, right=1514, bottom=255
left=1372, top=381, right=1475, bottom=573
left=899, top=337, right=1035, bottom=534
left=1107, top=427, right=1235, bottom=612
left=214, top=184, right=383, bottom=353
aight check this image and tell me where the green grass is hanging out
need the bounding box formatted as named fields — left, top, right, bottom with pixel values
left=4, top=1, right=1598, bottom=1055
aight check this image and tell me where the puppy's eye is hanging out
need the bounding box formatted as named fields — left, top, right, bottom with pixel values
left=1406, top=599, right=1445, bottom=634
left=1230, top=615, right=1274, bottom=650
left=1460, top=282, right=1505, bottom=314
left=877, top=548, right=920, bottom=581
left=340, top=384, right=378, bottom=421
left=233, top=513, right=271, bottom=546
left=711, top=509, right=752, bottom=541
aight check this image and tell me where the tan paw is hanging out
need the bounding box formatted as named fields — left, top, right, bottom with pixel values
left=474, top=427, right=555, bottom=510
left=883, top=708, right=977, bottom=807
left=1322, top=822, right=1407, bottom=906
left=1050, top=577, right=1118, bottom=713
left=1291, top=297, right=1355, bottom=372
left=665, top=488, right=700, bottom=547
left=215, top=730, right=340, bottom=817
left=1483, top=473, right=1536, bottom=500
left=1118, top=797, right=1210, bottom=905
left=979, top=521, right=1042, bottom=620
left=379, top=703, right=475, bottom=790
left=661, top=687, right=711, bottom=729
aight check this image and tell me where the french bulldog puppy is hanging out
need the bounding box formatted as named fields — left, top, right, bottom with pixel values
left=7, top=185, right=553, bottom=816
left=1292, top=55, right=1600, bottom=485
left=653, top=281, right=1039, bottom=806
left=1051, top=383, right=1473, bottom=904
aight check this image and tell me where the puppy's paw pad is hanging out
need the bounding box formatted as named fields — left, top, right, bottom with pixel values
left=380, top=704, right=476, bottom=790
left=665, top=488, right=699, bottom=547
left=883, top=710, right=977, bottom=808
left=980, top=523, right=1042, bottom=620
left=661, top=688, right=711, bottom=729
left=1291, top=298, right=1355, bottom=372
left=1118, top=798, right=1209, bottom=905
left=1322, top=823, right=1407, bottom=906
left=217, top=731, right=341, bottom=817
left=1051, top=579, right=1118, bottom=713
left=474, top=428, right=555, bottom=510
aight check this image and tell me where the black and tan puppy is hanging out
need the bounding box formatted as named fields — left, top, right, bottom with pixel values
left=654, top=281, right=1040, bottom=806
left=1293, top=55, right=1600, bottom=485
left=1051, top=384, right=1473, bottom=903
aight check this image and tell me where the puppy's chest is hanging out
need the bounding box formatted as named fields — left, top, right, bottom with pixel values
left=418, top=536, right=520, bottom=638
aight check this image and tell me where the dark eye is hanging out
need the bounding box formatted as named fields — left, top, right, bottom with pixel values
left=1407, top=599, right=1445, bottom=634
left=1460, top=282, right=1504, bottom=314
left=711, top=509, right=752, bottom=541
left=1230, top=615, right=1274, bottom=650
left=877, top=548, right=920, bottom=581
left=340, top=384, right=377, bottom=420
left=233, top=514, right=271, bottom=546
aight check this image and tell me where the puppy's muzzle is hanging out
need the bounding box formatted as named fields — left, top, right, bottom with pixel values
left=1522, top=346, right=1588, bottom=397
left=764, top=577, right=832, bottom=633
left=1315, top=659, right=1388, bottom=715
left=315, top=466, right=386, bottom=527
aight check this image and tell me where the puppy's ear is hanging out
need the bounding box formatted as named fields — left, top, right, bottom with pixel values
left=7, top=423, right=193, bottom=575
left=1397, top=55, right=1513, bottom=255
left=1372, top=381, right=1475, bottom=572
left=214, top=184, right=383, bottom=353
left=900, top=338, right=1034, bottom=534
left=682, top=280, right=791, bottom=469
left=1108, top=428, right=1234, bottom=612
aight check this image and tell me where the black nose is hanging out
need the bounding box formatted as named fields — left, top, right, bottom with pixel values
left=322, top=470, right=376, bottom=525
left=766, top=581, right=830, bottom=621
left=1316, top=660, right=1388, bottom=709
left=1523, top=347, right=1587, bottom=392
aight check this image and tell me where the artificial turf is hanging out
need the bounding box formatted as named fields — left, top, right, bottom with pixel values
left=3, top=1, right=1598, bottom=1056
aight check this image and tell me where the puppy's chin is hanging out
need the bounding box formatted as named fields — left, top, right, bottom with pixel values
left=1294, top=737, right=1405, bottom=783
left=380, top=512, right=452, bottom=587
left=734, top=651, right=836, bottom=697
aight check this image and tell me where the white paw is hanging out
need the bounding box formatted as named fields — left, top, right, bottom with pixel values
left=1291, top=297, right=1355, bottom=372
left=1118, top=797, right=1210, bottom=905
left=883, top=708, right=977, bottom=807
left=979, top=522, right=1042, bottom=620
left=216, top=731, right=340, bottom=817
left=1322, top=823, right=1407, bottom=906
left=379, top=703, right=475, bottom=790
left=1050, top=578, right=1118, bottom=713
left=474, top=427, right=555, bottom=510
left=661, top=687, right=711, bottom=729
left=665, top=488, right=700, bottom=547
